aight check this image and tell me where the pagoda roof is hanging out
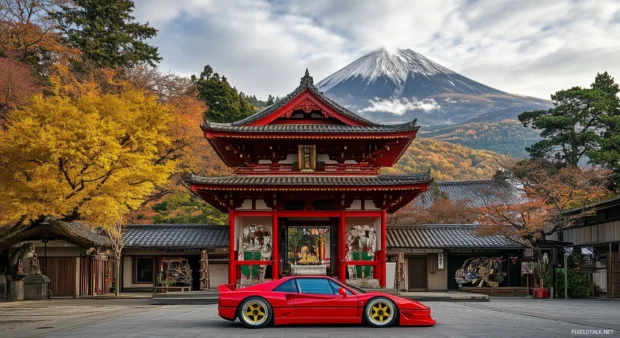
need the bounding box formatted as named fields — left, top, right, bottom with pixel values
left=188, top=173, right=432, bottom=191
left=203, top=120, right=419, bottom=136
left=229, top=69, right=378, bottom=127
left=203, top=70, right=419, bottom=134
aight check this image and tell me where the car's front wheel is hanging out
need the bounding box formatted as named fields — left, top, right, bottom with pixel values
left=364, top=297, right=397, bottom=327
left=238, top=297, right=272, bottom=328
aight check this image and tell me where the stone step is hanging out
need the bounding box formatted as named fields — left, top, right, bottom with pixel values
left=152, top=291, right=218, bottom=299
left=151, top=297, right=219, bottom=305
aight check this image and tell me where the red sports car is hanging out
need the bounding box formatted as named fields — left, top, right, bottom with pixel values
left=218, top=276, right=436, bottom=328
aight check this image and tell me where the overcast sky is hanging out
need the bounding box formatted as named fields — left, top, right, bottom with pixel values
left=133, top=0, right=620, bottom=100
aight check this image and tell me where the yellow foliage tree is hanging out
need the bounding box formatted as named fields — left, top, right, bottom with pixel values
left=0, top=81, right=176, bottom=230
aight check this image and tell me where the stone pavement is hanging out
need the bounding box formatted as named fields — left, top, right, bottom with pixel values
left=0, top=298, right=618, bottom=338
left=401, top=291, right=489, bottom=301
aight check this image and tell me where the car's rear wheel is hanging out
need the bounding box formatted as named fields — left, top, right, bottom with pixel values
left=238, top=297, right=272, bottom=328
left=364, top=297, right=397, bottom=327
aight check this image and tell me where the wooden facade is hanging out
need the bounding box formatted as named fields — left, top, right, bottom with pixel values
left=556, top=197, right=620, bottom=298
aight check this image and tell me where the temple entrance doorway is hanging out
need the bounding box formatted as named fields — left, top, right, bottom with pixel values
left=282, top=219, right=336, bottom=277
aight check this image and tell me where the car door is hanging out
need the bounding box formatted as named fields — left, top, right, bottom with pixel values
left=291, top=278, right=358, bottom=322
left=269, top=279, right=300, bottom=324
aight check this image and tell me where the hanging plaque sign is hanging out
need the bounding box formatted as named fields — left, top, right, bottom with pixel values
left=298, top=144, right=316, bottom=172
left=437, top=253, right=444, bottom=270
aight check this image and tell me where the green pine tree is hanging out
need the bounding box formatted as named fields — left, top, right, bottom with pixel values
left=53, top=0, right=161, bottom=68
left=587, top=72, right=620, bottom=190
left=518, top=75, right=610, bottom=166
left=194, top=65, right=255, bottom=123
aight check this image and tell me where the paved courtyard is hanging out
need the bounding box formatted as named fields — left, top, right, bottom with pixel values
left=0, top=298, right=618, bottom=338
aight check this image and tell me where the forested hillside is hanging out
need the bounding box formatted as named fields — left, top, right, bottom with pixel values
left=421, top=120, right=540, bottom=158
left=385, top=138, right=507, bottom=181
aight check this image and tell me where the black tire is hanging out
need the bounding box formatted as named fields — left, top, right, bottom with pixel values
left=364, top=297, right=398, bottom=328
left=237, top=297, right=272, bottom=328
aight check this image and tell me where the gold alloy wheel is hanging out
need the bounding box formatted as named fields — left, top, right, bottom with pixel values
left=241, top=300, right=268, bottom=325
left=367, top=299, right=395, bottom=326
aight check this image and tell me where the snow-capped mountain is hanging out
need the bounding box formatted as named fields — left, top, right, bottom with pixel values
left=317, top=48, right=551, bottom=125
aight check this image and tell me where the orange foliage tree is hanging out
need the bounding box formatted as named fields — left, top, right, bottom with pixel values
left=119, top=66, right=230, bottom=223
left=0, top=56, right=38, bottom=121
left=473, top=160, right=611, bottom=267
left=0, top=0, right=80, bottom=72
left=389, top=183, right=478, bottom=225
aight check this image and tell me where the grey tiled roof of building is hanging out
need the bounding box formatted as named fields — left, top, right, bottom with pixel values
left=187, top=173, right=433, bottom=187
left=387, top=225, right=523, bottom=248
left=120, top=223, right=521, bottom=250
left=123, top=224, right=229, bottom=249
left=0, top=220, right=110, bottom=250
left=202, top=121, right=419, bottom=134
left=416, top=180, right=518, bottom=208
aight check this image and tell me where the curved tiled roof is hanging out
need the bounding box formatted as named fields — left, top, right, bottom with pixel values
left=203, top=121, right=419, bottom=134
left=387, top=224, right=523, bottom=248
left=0, top=220, right=110, bottom=250
left=416, top=180, right=521, bottom=208
left=123, top=224, right=228, bottom=249
left=187, top=173, right=432, bottom=187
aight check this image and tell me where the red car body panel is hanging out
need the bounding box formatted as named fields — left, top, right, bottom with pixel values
left=217, top=276, right=436, bottom=327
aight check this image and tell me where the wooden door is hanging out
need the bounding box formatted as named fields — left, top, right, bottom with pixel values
left=39, top=257, right=76, bottom=297
left=408, top=256, right=427, bottom=290
left=610, top=251, right=620, bottom=298
left=80, top=257, right=91, bottom=296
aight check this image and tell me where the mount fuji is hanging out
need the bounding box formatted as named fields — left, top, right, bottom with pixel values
left=316, top=48, right=551, bottom=126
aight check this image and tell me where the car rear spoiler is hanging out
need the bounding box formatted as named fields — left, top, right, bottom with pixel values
left=218, top=284, right=236, bottom=293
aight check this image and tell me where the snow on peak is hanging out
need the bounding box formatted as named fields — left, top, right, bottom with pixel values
left=317, top=48, right=454, bottom=92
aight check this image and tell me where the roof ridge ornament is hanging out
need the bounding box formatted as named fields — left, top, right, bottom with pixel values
left=300, top=68, right=314, bottom=87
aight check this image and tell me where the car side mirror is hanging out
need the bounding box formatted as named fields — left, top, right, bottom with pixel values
left=338, top=287, right=347, bottom=297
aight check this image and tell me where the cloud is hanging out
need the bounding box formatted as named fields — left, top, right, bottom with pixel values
left=133, top=0, right=620, bottom=100
left=360, top=98, right=441, bottom=116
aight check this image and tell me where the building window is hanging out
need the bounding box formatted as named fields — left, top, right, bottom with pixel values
left=134, top=257, right=154, bottom=284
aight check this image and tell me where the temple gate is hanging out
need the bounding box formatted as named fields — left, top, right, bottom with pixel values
left=188, top=70, right=432, bottom=288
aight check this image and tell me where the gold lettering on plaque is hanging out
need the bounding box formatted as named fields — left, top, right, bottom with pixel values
left=297, top=145, right=316, bottom=172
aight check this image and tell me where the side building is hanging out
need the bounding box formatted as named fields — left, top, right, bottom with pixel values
left=549, top=196, right=620, bottom=298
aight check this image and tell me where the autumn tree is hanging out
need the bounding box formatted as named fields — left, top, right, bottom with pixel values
left=472, top=160, right=611, bottom=286
left=389, top=199, right=477, bottom=226
left=0, top=56, right=38, bottom=122
left=0, top=73, right=176, bottom=231
left=52, top=0, right=160, bottom=68
left=104, top=217, right=125, bottom=297
left=120, top=66, right=231, bottom=224
left=0, top=0, right=79, bottom=74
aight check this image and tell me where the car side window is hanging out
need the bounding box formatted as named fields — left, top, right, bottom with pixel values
left=329, top=280, right=352, bottom=295
left=296, top=278, right=336, bottom=295
left=273, top=279, right=299, bottom=293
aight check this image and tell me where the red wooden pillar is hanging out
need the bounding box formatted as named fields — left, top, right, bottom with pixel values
left=380, top=209, right=387, bottom=288
left=228, top=208, right=236, bottom=285
left=339, top=209, right=346, bottom=282
left=272, top=208, right=279, bottom=280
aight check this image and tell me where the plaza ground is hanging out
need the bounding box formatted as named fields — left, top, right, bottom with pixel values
left=0, top=298, right=618, bottom=338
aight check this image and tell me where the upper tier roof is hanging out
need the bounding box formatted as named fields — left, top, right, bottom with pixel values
left=202, top=69, right=418, bottom=133
left=188, top=173, right=432, bottom=189
left=203, top=121, right=419, bottom=134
